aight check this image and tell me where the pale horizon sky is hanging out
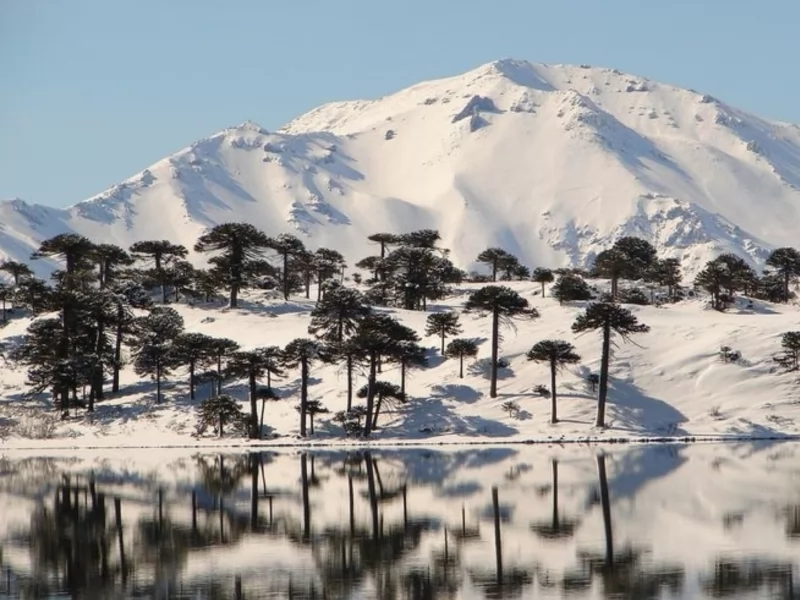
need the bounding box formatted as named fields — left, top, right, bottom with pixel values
left=2, top=0, right=798, bottom=207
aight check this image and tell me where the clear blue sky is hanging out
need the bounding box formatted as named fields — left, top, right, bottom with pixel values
left=2, top=0, right=798, bottom=208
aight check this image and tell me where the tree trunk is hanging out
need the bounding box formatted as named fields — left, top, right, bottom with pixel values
left=346, top=355, right=353, bottom=411
left=785, top=270, right=791, bottom=303
left=596, top=322, right=611, bottom=427
left=400, top=360, right=406, bottom=397
left=372, top=394, right=383, bottom=429
left=249, top=373, right=258, bottom=439
left=230, top=283, right=239, bottom=309
left=301, top=454, right=311, bottom=542
left=156, top=360, right=162, bottom=404
left=1, top=297, right=5, bottom=323
left=492, top=263, right=498, bottom=282
left=541, top=281, right=546, bottom=297
left=492, top=486, right=503, bottom=586
left=459, top=354, right=464, bottom=379
left=260, top=398, right=267, bottom=433
left=550, top=360, right=558, bottom=424
left=597, top=454, right=614, bottom=565
left=189, top=360, right=196, bottom=400
left=282, top=253, right=290, bottom=301
left=366, top=455, right=379, bottom=540
left=300, top=359, right=308, bottom=437
left=611, top=275, right=619, bottom=300
left=217, top=355, right=223, bottom=395
left=304, top=274, right=311, bottom=299
left=490, top=309, right=499, bottom=398
left=440, top=332, right=445, bottom=355
left=113, top=306, right=123, bottom=393
left=364, top=354, right=377, bottom=436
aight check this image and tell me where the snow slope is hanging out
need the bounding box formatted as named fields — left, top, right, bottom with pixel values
left=2, top=280, right=800, bottom=449
left=3, top=59, right=800, bottom=278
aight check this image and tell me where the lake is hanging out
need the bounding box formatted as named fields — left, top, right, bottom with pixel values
left=0, top=442, right=798, bottom=599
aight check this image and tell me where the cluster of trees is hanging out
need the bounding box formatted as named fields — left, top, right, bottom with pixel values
left=3, top=223, right=800, bottom=439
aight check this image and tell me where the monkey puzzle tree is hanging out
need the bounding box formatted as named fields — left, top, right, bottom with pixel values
left=476, top=247, right=516, bottom=282
left=532, top=267, right=555, bottom=297
left=526, top=340, right=581, bottom=423
left=92, top=243, right=133, bottom=288
left=571, top=303, right=649, bottom=427
left=425, top=311, right=462, bottom=354
left=227, top=348, right=283, bottom=439
left=357, top=381, right=405, bottom=429
left=0, top=259, right=33, bottom=286
left=129, top=240, right=189, bottom=304
left=193, top=222, right=271, bottom=308
left=766, top=247, right=800, bottom=303
left=464, top=286, right=538, bottom=398
left=283, top=338, right=327, bottom=437
left=445, top=338, right=479, bottom=378
left=173, top=332, right=218, bottom=400
left=131, top=306, right=185, bottom=404
left=267, top=233, right=306, bottom=301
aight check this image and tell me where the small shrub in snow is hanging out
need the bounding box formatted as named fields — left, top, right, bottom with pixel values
left=533, top=384, right=551, bottom=398
left=618, top=288, right=650, bottom=306
left=587, top=373, right=600, bottom=393
left=17, top=414, right=58, bottom=439
left=497, top=357, right=511, bottom=369
left=708, top=405, right=723, bottom=419
left=501, top=400, right=520, bottom=417
left=718, top=346, right=742, bottom=364
left=196, top=395, right=249, bottom=438
left=333, top=406, right=368, bottom=437
left=385, top=130, right=395, bottom=140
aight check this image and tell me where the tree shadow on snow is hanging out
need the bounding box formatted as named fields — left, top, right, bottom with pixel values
left=468, top=358, right=515, bottom=381
left=379, top=397, right=519, bottom=439
left=605, top=378, right=689, bottom=436
left=430, top=383, right=482, bottom=404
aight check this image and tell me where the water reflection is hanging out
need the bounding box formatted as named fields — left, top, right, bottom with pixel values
left=0, top=443, right=799, bottom=599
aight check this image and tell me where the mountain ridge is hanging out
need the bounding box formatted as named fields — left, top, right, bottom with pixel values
left=3, top=58, right=800, bottom=279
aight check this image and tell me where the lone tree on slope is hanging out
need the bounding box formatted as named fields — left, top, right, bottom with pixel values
left=268, top=233, right=307, bottom=301
left=532, top=267, right=555, bottom=297
left=194, top=222, right=272, bottom=308
left=283, top=338, right=327, bottom=437
left=445, top=338, right=479, bottom=378
left=464, top=285, right=538, bottom=398
left=425, top=311, right=463, bottom=354
left=526, top=340, right=581, bottom=424
left=571, top=303, right=649, bottom=428
left=766, top=247, right=800, bottom=303
left=477, top=247, right=516, bottom=282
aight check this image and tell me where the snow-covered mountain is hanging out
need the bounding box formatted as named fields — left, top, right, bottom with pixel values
left=4, top=58, right=800, bottom=278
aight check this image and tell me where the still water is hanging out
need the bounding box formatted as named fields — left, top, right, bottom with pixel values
left=0, top=443, right=798, bottom=599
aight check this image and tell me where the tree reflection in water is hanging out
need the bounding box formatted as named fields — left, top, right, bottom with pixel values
left=0, top=446, right=799, bottom=598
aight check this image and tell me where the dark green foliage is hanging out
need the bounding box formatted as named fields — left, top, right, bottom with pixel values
left=207, top=337, right=240, bottom=395
left=617, top=287, right=650, bottom=306
left=308, top=283, right=370, bottom=343
left=445, top=338, right=479, bottom=378
left=719, top=346, right=742, bottom=364
left=13, top=277, right=51, bottom=315
left=398, top=229, right=441, bottom=249
left=465, top=285, right=538, bottom=398
left=593, top=237, right=658, bottom=298
left=572, top=303, right=649, bottom=427
left=552, top=273, right=593, bottom=305
left=131, top=306, right=185, bottom=404
left=295, top=399, right=330, bottom=434
left=333, top=405, right=368, bottom=436
left=532, top=267, right=555, bottom=297
left=129, top=240, right=189, bottom=304
left=775, top=332, right=800, bottom=371
left=196, top=395, right=249, bottom=438
left=283, top=338, right=327, bottom=437
left=92, top=244, right=133, bottom=288
left=695, top=254, right=756, bottom=311
left=476, top=247, right=516, bottom=282
left=527, top=340, right=581, bottom=423
left=765, top=247, right=800, bottom=303
left=425, top=311, right=462, bottom=354
left=367, top=233, right=400, bottom=258
left=647, top=258, right=682, bottom=297
left=0, top=259, right=34, bottom=286
left=357, top=381, right=405, bottom=429
left=173, top=332, right=218, bottom=400
left=0, top=283, right=9, bottom=324
left=752, top=272, right=791, bottom=303
left=194, top=222, right=272, bottom=308
left=313, top=248, right=346, bottom=300
left=267, top=233, right=307, bottom=301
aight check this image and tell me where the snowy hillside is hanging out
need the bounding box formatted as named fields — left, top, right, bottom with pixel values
left=4, top=59, right=800, bottom=278
left=2, top=280, right=800, bottom=449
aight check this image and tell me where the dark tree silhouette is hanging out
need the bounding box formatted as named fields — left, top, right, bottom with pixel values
left=207, top=337, right=240, bottom=395
left=532, top=267, right=555, bottom=297
left=173, top=332, right=217, bottom=400
left=129, top=240, right=189, bottom=304
left=268, top=233, right=306, bottom=301
left=228, top=348, right=283, bottom=439
left=131, top=306, right=185, bottom=404
left=476, top=248, right=515, bottom=282
left=766, top=247, right=800, bottom=303
left=552, top=273, right=593, bottom=305
left=357, top=381, right=405, bottom=429
left=425, top=311, right=462, bottom=354
left=193, top=222, right=271, bottom=307
left=283, top=338, right=326, bottom=436
left=0, top=259, right=34, bottom=286
left=526, top=340, right=581, bottom=423
left=445, top=338, right=479, bottom=378
left=367, top=233, right=400, bottom=260
left=92, top=244, right=133, bottom=288
left=465, top=286, right=538, bottom=397
left=572, top=303, right=649, bottom=427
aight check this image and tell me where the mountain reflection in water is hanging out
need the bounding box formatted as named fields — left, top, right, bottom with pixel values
left=0, top=442, right=798, bottom=599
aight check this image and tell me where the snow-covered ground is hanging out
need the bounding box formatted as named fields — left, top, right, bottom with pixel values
left=2, top=280, right=800, bottom=449
left=0, top=442, right=798, bottom=598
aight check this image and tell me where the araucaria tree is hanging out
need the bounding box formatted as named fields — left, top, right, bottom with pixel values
left=766, top=247, right=800, bottom=303
left=228, top=348, right=283, bottom=439
left=476, top=248, right=515, bottom=282
left=593, top=237, right=658, bottom=299
left=283, top=338, right=326, bottom=437
left=131, top=306, right=185, bottom=404
left=129, top=240, right=189, bottom=304
left=464, top=285, right=538, bottom=397
left=425, top=311, right=462, bottom=354
left=174, top=332, right=217, bottom=400
left=268, top=233, right=307, bottom=301
left=775, top=331, right=800, bottom=371
left=532, top=267, right=555, bottom=297
left=445, top=338, right=479, bottom=378
left=571, top=303, right=649, bottom=427
left=194, top=222, right=271, bottom=308
left=526, top=340, right=581, bottom=423
left=551, top=273, right=593, bottom=305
